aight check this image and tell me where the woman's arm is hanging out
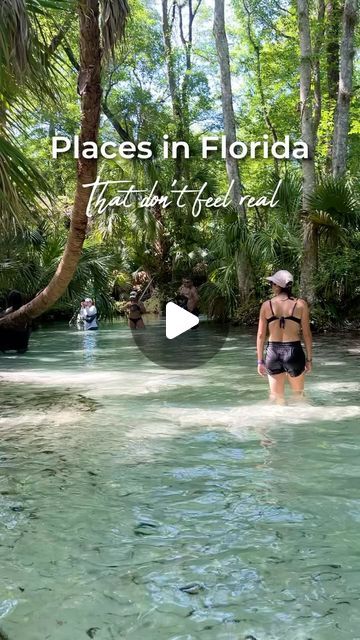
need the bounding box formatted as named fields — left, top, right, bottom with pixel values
left=300, top=300, right=313, bottom=372
left=256, top=303, right=268, bottom=377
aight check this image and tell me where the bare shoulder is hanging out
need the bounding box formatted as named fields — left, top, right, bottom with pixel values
left=295, top=298, right=308, bottom=309
left=296, top=298, right=310, bottom=322
left=259, top=300, right=270, bottom=315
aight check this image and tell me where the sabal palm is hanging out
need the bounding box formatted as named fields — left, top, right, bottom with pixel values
left=0, top=0, right=79, bottom=233
left=0, top=0, right=129, bottom=327
left=203, top=172, right=360, bottom=318
left=0, top=0, right=129, bottom=232
left=0, top=228, right=118, bottom=317
left=309, top=177, right=359, bottom=245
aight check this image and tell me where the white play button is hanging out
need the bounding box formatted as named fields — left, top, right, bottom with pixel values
left=165, top=302, right=199, bottom=339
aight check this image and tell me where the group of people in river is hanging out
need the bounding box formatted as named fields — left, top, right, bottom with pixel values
left=1, top=270, right=312, bottom=403
left=119, top=277, right=200, bottom=329
left=74, top=277, right=200, bottom=332
left=77, top=270, right=311, bottom=402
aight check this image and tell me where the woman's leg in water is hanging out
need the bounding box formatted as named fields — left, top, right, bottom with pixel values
left=267, top=372, right=286, bottom=404
left=288, top=372, right=305, bottom=399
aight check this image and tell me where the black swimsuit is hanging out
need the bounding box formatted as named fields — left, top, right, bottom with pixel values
left=266, top=299, right=301, bottom=329
left=129, top=303, right=143, bottom=328
left=265, top=299, right=306, bottom=377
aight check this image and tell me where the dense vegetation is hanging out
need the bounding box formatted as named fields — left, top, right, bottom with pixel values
left=0, top=0, right=359, bottom=328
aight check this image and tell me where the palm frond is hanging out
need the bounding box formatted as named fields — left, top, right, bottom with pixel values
left=100, top=0, right=130, bottom=59
left=0, top=134, right=50, bottom=231
left=309, top=177, right=359, bottom=228
left=0, top=223, right=121, bottom=316
left=0, top=0, right=30, bottom=78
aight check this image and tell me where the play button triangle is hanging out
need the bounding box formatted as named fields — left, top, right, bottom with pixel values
left=165, top=302, right=199, bottom=339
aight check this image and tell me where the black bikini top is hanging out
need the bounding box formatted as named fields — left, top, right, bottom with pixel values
left=266, top=299, right=301, bottom=329
left=129, top=303, right=142, bottom=314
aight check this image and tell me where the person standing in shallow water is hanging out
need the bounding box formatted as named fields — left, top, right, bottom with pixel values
left=256, top=270, right=313, bottom=403
left=125, top=291, right=146, bottom=329
left=178, top=277, right=199, bottom=315
left=83, top=298, right=98, bottom=331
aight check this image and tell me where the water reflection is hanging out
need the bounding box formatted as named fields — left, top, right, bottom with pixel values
left=81, top=330, right=98, bottom=365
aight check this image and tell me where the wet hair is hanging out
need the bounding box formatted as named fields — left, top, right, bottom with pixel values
left=7, top=290, right=23, bottom=310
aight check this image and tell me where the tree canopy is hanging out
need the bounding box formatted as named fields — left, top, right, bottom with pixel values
left=0, top=0, right=359, bottom=327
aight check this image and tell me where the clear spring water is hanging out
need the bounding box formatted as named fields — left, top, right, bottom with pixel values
left=0, top=320, right=359, bottom=640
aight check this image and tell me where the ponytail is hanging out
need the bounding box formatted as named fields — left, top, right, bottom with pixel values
left=279, top=283, right=293, bottom=299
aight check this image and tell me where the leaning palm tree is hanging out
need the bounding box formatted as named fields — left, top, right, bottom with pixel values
left=0, top=226, right=119, bottom=319
left=0, top=0, right=130, bottom=328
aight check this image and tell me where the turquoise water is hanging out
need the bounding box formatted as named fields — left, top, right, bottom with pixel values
left=0, top=320, right=360, bottom=640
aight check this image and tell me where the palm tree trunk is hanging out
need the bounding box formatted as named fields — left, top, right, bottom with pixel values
left=297, top=0, right=317, bottom=304
left=0, top=0, right=101, bottom=329
left=213, top=0, right=253, bottom=302
left=332, top=0, right=358, bottom=178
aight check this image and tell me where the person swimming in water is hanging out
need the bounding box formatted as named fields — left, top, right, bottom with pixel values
left=125, top=291, right=146, bottom=329
left=256, top=270, right=312, bottom=403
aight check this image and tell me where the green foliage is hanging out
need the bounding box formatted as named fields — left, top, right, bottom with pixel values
left=0, top=0, right=359, bottom=327
left=0, top=0, right=76, bottom=234
left=0, top=224, right=119, bottom=318
left=0, top=135, right=50, bottom=230
left=309, top=177, right=360, bottom=245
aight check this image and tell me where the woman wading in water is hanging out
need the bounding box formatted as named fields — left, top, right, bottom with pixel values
left=256, top=270, right=312, bottom=403
left=125, top=291, right=146, bottom=329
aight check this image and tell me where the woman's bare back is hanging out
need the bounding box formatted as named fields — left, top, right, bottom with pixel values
left=264, top=297, right=306, bottom=342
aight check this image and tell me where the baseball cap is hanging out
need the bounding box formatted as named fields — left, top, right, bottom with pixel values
left=85, top=297, right=92, bottom=302
left=266, top=270, right=293, bottom=288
